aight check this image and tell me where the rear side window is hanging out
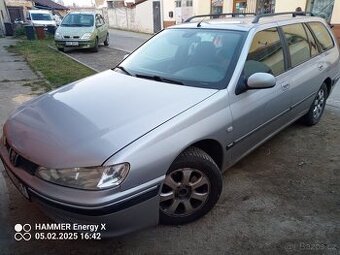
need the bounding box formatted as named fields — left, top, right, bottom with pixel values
left=282, top=24, right=311, bottom=68
left=308, top=22, right=334, bottom=51
left=303, top=24, right=319, bottom=57
left=246, top=28, right=285, bottom=77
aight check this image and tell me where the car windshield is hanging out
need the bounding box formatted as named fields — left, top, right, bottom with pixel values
left=31, top=13, right=52, bottom=21
left=61, top=14, right=94, bottom=27
left=119, top=28, right=245, bottom=89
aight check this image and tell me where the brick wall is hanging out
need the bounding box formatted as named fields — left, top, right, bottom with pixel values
left=332, top=24, right=340, bottom=44
left=163, top=21, right=176, bottom=28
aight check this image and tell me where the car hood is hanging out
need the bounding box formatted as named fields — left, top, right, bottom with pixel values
left=4, top=70, right=217, bottom=169
left=57, top=26, right=94, bottom=37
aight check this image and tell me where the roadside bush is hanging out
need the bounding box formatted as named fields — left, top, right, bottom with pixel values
left=14, top=27, right=26, bottom=38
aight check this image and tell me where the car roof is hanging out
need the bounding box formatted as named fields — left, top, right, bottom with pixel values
left=172, top=14, right=326, bottom=32
left=67, top=11, right=96, bottom=15
left=29, top=10, right=52, bottom=13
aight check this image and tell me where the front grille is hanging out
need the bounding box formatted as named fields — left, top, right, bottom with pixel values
left=73, top=36, right=80, bottom=39
left=63, top=36, right=70, bottom=39
left=5, top=143, right=38, bottom=175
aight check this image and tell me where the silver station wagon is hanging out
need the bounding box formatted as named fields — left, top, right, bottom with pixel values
left=1, top=12, right=339, bottom=236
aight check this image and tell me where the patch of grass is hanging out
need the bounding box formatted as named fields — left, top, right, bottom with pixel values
left=8, top=39, right=95, bottom=90
left=23, top=80, right=52, bottom=93
left=14, top=27, right=26, bottom=38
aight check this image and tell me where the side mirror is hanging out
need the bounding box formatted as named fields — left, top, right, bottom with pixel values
left=27, top=16, right=31, bottom=20
left=247, top=73, right=276, bottom=90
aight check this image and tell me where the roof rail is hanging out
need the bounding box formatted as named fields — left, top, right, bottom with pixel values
left=184, top=13, right=256, bottom=23
left=252, top=12, right=313, bottom=23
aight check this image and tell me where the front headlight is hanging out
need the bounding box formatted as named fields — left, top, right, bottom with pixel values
left=54, top=32, right=62, bottom=40
left=81, top=33, right=92, bottom=40
left=35, top=163, right=130, bottom=190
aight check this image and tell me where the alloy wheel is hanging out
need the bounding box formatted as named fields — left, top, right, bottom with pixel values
left=313, top=89, right=325, bottom=120
left=160, top=168, right=210, bottom=217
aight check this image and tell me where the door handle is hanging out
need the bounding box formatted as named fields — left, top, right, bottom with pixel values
left=281, top=83, right=290, bottom=90
left=318, top=64, right=324, bottom=71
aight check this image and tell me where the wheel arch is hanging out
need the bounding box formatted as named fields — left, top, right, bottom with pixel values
left=323, top=77, right=332, bottom=98
left=184, top=139, right=224, bottom=171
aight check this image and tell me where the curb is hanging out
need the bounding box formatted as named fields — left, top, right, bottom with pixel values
left=47, top=44, right=100, bottom=73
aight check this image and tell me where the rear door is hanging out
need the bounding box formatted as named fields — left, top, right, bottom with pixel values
left=95, top=14, right=105, bottom=42
left=228, top=27, right=292, bottom=161
left=308, top=22, right=340, bottom=85
left=279, top=22, right=324, bottom=117
left=99, top=14, right=108, bottom=40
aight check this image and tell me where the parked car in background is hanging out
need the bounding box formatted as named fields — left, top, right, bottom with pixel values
left=54, top=12, right=109, bottom=52
left=1, top=12, right=339, bottom=237
left=53, top=12, right=63, bottom=26
left=27, top=10, right=56, bottom=28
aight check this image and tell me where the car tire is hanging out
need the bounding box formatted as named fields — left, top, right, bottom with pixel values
left=57, top=47, right=64, bottom=52
left=159, top=146, right=222, bottom=225
left=302, top=83, right=328, bottom=126
left=104, top=33, right=109, bottom=46
left=91, top=38, right=99, bottom=52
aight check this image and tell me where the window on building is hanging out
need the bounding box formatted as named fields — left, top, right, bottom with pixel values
left=211, top=0, right=223, bottom=15
left=186, top=0, right=193, bottom=7
left=234, top=1, right=247, bottom=14
left=257, top=0, right=275, bottom=14
left=245, top=28, right=285, bottom=77
left=306, top=0, right=334, bottom=22
left=175, top=1, right=181, bottom=8
left=308, top=22, right=334, bottom=51
left=107, top=0, right=114, bottom=9
left=282, top=24, right=311, bottom=67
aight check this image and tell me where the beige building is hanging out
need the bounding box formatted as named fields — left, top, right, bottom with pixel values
left=5, top=0, right=33, bottom=22
left=0, top=0, right=10, bottom=35
left=162, top=0, right=339, bottom=40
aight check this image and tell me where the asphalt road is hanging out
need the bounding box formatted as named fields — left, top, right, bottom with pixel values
left=107, top=28, right=151, bottom=53
left=65, top=29, right=151, bottom=72
left=0, top=35, right=340, bottom=255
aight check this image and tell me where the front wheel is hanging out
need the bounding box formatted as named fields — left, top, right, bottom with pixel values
left=301, top=83, right=328, bottom=126
left=159, top=147, right=222, bottom=225
left=104, top=33, right=109, bottom=46
left=91, top=38, right=99, bottom=52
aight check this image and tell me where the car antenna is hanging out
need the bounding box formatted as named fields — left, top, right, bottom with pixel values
left=197, top=18, right=205, bottom=27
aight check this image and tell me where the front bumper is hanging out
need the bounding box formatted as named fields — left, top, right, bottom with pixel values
left=0, top=140, right=163, bottom=237
left=55, top=39, right=96, bottom=49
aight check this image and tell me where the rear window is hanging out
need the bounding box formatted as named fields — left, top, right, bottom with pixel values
left=303, top=23, right=319, bottom=57
left=282, top=23, right=311, bottom=68
left=308, top=22, right=334, bottom=51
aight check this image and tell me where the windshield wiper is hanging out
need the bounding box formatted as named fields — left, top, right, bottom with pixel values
left=135, top=74, right=183, bottom=85
left=115, top=66, right=133, bottom=76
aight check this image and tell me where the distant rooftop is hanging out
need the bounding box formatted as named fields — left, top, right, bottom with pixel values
left=32, top=0, right=69, bottom=10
